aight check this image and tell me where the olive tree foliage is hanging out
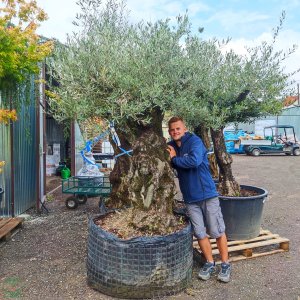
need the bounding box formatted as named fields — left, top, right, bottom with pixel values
left=48, top=0, right=188, bottom=125
left=48, top=0, right=191, bottom=234
left=174, top=12, right=298, bottom=195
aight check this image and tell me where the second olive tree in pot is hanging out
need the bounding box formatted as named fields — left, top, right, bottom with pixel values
left=174, top=12, right=298, bottom=240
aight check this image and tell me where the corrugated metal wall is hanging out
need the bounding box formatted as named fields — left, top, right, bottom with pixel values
left=0, top=77, right=38, bottom=216
left=278, top=107, right=300, bottom=140
left=13, top=84, right=37, bottom=215
left=0, top=119, right=12, bottom=216
left=232, top=107, right=300, bottom=138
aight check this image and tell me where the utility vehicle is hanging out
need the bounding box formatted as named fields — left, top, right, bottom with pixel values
left=243, top=125, right=300, bottom=156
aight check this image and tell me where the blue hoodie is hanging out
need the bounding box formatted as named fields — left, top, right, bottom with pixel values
left=168, top=132, right=218, bottom=203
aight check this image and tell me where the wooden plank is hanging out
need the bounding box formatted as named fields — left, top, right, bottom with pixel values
left=193, top=233, right=281, bottom=249
left=193, top=229, right=273, bottom=244
left=0, top=218, right=12, bottom=229
left=213, top=249, right=286, bottom=265
left=0, top=218, right=24, bottom=240
left=212, top=237, right=289, bottom=255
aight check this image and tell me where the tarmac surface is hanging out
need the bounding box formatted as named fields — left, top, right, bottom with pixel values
left=0, top=154, right=300, bottom=299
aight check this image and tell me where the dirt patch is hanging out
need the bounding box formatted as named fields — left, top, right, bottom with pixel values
left=46, top=175, right=62, bottom=193
left=97, top=208, right=187, bottom=239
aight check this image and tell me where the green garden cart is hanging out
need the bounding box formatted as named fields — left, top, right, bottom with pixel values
left=62, top=176, right=112, bottom=209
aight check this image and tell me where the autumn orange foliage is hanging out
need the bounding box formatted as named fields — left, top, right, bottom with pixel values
left=0, top=108, right=18, bottom=124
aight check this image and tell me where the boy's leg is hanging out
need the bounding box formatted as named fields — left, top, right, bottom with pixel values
left=198, top=237, right=213, bottom=262
left=204, top=197, right=232, bottom=282
left=186, top=202, right=216, bottom=280
left=216, top=234, right=228, bottom=262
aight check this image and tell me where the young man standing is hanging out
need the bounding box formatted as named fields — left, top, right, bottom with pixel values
left=167, top=116, right=231, bottom=283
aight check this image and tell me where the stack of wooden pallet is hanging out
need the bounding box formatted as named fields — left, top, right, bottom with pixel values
left=0, top=217, right=24, bottom=242
left=193, top=229, right=289, bottom=264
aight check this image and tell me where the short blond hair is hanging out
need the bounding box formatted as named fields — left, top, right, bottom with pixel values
left=168, top=116, right=184, bottom=128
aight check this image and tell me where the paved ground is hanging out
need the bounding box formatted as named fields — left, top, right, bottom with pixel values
left=0, top=154, right=299, bottom=299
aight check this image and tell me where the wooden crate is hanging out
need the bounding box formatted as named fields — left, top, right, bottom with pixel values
left=193, top=229, right=289, bottom=264
left=0, top=217, right=24, bottom=241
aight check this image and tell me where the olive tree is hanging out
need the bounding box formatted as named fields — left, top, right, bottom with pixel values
left=175, top=12, right=298, bottom=196
left=48, top=0, right=190, bottom=234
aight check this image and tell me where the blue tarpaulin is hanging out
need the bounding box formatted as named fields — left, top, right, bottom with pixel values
left=224, top=130, right=247, bottom=154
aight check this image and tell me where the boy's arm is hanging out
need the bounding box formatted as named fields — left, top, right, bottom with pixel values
left=170, top=140, right=204, bottom=169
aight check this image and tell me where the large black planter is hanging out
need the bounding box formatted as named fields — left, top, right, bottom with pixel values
left=0, top=187, right=3, bottom=204
left=87, top=215, right=193, bottom=299
left=219, top=185, right=268, bottom=240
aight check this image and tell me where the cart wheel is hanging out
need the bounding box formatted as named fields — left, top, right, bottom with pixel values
left=251, top=149, right=260, bottom=156
left=293, top=148, right=300, bottom=156
left=76, top=194, right=88, bottom=204
left=65, top=196, right=79, bottom=209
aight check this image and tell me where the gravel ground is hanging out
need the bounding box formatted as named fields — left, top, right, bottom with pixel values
left=1, top=155, right=300, bottom=300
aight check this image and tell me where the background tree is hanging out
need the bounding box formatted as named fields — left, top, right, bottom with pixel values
left=0, top=0, right=53, bottom=108
left=175, top=12, right=298, bottom=196
left=48, top=0, right=191, bottom=234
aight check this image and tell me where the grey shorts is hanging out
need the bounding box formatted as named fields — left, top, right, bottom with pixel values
left=186, top=197, right=225, bottom=240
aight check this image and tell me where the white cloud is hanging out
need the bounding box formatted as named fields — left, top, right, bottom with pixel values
left=222, top=29, right=300, bottom=84
left=187, top=2, right=210, bottom=17
left=206, top=10, right=270, bottom=31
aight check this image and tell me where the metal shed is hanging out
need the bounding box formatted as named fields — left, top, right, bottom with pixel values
left=0, top=70, right=46, bottom=217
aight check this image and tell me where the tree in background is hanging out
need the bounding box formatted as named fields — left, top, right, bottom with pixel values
left=175, top=12, right=298, bottom=196
left=48, top=0, right=191, bottom=235
left=0, top=0, right=53, bottom=109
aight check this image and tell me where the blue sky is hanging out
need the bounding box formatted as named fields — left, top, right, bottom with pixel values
left=36, top=0, right=300, bottom=83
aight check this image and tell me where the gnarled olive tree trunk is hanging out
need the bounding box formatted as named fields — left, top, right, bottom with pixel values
left=194, top=125, right=219, bottom=179
left=210, top=127, right=240, bottom=196
left=109, top=109, right=177, bottom=234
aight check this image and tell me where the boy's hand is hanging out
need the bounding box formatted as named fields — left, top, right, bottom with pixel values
left=167, top=145, right=176, bottom=158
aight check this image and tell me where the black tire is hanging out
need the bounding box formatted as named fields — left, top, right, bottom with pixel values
left=285, top=152, right=292, bottom=156
left=65, top=196, right=79, bottom=209
left=293, top=148, right=300, bottom=156
left=251, top=149, right=260, bottom=156
left=76, top=194, right=88, bottom=204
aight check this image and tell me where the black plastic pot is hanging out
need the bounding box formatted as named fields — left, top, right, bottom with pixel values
left=219, top=185, right=268, bottom=240
left=0, top=187, right=3, bottom=204
left=87, top=214, right=193, bottom=299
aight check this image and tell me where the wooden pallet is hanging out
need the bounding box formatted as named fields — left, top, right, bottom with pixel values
left=0, top=217, right=24, bottom=241
left=193, top=229, right=289, bottom=264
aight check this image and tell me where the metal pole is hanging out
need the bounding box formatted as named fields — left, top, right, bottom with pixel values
left=71, top=121, right=76, bottom=176
left=10, top=97, right=14, bottom=217
left=297, top=83, right=300, bottom=105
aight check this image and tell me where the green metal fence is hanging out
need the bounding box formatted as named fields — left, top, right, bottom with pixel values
left=0, top=76, right=38, bottom=217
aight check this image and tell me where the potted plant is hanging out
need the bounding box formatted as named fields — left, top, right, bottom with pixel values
left=174, top=11, right=298, bottom=240
left=48, top=1, right=194, bottom=298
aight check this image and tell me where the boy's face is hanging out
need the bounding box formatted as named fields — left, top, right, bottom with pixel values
left=168, top=120, right=187, bottom=141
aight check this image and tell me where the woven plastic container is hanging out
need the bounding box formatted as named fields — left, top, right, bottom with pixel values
left=87, top=215, right=193, bottom=299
